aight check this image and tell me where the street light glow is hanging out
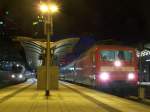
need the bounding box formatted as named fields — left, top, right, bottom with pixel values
left=49, top=4, right=58, bottom=13
left=40, top=4, right=49, bottom=13
left=39, top=2, right=59, bottom=96
left=39, top=3, right=58, bottom=14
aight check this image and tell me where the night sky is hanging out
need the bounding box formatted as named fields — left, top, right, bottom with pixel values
left=0, top=0, right=150, bottom=43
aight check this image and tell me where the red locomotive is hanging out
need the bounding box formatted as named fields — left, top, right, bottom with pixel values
left=61, top=45, right=138, bottom=89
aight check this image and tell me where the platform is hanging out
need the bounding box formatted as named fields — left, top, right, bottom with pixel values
left=0, top=79, right=149, bottom=112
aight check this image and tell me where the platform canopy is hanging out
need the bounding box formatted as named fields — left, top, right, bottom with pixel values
left=14, top=36, right=80, bottom=69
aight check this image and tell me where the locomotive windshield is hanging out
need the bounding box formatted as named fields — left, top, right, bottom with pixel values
left=100, top=50, right=132, bottom=62
left=0, top=62, right=23, bottom=73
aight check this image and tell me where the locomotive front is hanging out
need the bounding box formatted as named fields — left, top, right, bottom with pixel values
left=96, top=46, right=138, bottom=88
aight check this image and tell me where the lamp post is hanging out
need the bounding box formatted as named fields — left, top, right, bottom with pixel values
left=39, top=3, right=58, bottom=96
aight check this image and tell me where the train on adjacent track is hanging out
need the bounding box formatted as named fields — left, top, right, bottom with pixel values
left=60, top=45, right=138, bottom=90
left=0, top=62, right=27, bottom=83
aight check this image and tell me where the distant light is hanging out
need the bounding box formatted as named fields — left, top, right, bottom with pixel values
left=146, top=59, right=150, bottom=62
left=37, top=16, right=44, bottom=19
left=76, top=67, right=82, bottom=70
left=5, top=11, right=9, bottom=15
left=0, top=21, right=3, bottom=25
left=38, top=19, right=43, bottom=22
left=33, top=22, right=38, bottom=25
left=95, top=47, right=98, bottom=50
left=69, top=67, right=74, bottom=70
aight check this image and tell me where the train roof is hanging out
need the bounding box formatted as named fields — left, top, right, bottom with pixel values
left=94, top=39, right=135, bottom=49
left=94, top=44, right=135, bottom=50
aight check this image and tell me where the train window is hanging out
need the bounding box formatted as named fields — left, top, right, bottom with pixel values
left=12, top=65, right=23, bottom=73
left=100, top=50, right=132, bottom=62
left=122, top=51, right=132, bottom=61
left=0, top=63, right=12, bottom=71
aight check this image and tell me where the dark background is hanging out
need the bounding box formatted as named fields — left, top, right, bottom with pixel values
left=1, top=0, right=150, bottom=68
left=0, top=0, right=150, bottom=42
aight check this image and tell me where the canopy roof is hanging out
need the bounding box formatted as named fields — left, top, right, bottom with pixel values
left=14, top=36, right=80, bottom=68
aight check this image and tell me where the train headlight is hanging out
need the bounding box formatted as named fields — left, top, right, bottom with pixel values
left=19, top=74, right=23, bottom=78
left=114, top=60, right=122, bottom=67
left=128, top=73, right=135, bottom=80
left=11, top=74, right=16, bottom=78
left=99, top=72, right=110, bottom=81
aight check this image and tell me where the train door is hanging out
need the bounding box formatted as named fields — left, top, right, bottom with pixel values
left=141, top=57, right=150, bottom=82
left=143, top=65, right=149, bottom=82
